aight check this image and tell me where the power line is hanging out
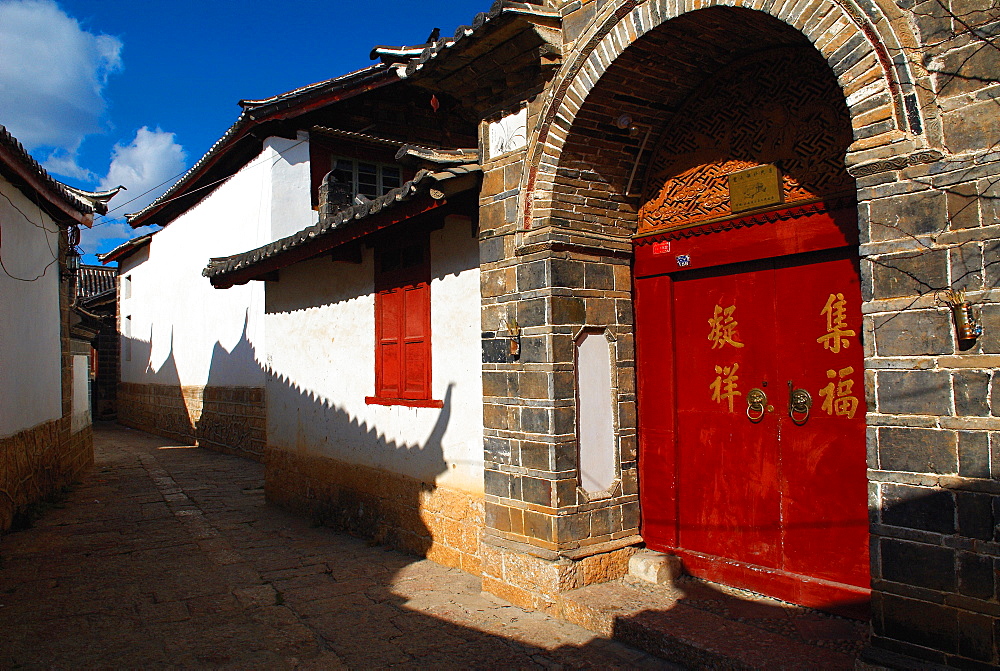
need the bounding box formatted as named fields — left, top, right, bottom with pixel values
left=90, top=138, right=308, bottom=228
left=0, top=190, right=60, bottom=282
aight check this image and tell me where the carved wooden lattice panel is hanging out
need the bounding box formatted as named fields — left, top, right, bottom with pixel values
left=639, top=47, right=854, bottom=233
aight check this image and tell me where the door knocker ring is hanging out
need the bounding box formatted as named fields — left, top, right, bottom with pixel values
left=788, top=382, right=813, bottom=425
left=747, top=388, right=767, bottom=423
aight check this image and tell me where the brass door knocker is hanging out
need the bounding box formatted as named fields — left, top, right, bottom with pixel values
left=747, top=388, right=767, bottom=423
left=788, top=381, right=813, bottom=425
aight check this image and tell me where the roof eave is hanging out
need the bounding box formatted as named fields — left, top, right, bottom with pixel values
left=0, top=130, right=95, bottom=227
left=127, top=65, right=398, bottom=229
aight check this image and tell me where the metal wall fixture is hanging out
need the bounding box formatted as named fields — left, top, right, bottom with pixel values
left=940, top=289, right=983, bottom=347
left=501, top=315, right=521, bottom=358
left=62, top=225, right=81, bottom=281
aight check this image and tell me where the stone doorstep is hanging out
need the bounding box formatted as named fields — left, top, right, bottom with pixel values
left=556, top=577, right=867, bottom=671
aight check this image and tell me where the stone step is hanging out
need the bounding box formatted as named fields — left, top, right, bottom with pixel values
left=557, top=576, right=867, bottom=670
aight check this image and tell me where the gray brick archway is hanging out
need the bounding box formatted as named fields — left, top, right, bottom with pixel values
left=478, top=0, right=999, bottom=666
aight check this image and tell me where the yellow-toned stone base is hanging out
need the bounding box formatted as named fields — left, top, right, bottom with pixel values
left=480, top=540, right=640, bottom=614
left=118, top=383, right=265, bottom=462
left=0, top=420, right=93, bottom=531
left=265, top=447, right=484, bottom=575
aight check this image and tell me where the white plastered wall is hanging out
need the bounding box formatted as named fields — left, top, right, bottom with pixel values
left=71, top=354, right=90, bottom=433
left=120, top=135, right=318, bottom=389
left=0, top=177, right=63, bottom=437
left=265, top=215, right=484, bottom=494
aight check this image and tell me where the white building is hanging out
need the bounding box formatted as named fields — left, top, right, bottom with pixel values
left=106, top=66, right=486, bottom=571
left=0, top=124, right=110, bottom=530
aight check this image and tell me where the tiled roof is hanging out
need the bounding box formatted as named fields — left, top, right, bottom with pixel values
left=309, top=126, right=412, bottom=149
left=126, top=64, right=395, bottom=228
left=204, top=159, right=480, bottom=284
left=372, top=1, right=559, bottom=78
left=0, top=125, right=114, bottom=222
left=77, top=264, right=117, bottom=299
left=98, top=231, right=155, bottom=264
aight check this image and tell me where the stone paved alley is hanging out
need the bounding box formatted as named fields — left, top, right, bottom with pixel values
left=0, top=423, right=670, bottom=669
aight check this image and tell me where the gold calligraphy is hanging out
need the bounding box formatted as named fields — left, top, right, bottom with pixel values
left=819, top=366, right=859, bottom=419
left=817, top=292, right=856, bottom=353
left=708, top=304, right=744, bottom=349
left=710, top=363, right=742, bottom=412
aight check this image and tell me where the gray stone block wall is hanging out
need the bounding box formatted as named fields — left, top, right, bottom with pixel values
left=477, top=0, right=999, bottom=666
left=479, top=142, right=641, bottom=560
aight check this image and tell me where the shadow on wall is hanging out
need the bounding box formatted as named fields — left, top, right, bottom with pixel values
left=121, top=312, right=271, bottom=460
left=120, top=314, right=455, bottom=563
left=119, top=329, right=192, bottom=442
left=264, top=367, right=452, bottom=559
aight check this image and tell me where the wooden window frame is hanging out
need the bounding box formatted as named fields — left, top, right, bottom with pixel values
left=365, top=233, right=442, bottom=408
left=309, top=140, right=403, bottom=209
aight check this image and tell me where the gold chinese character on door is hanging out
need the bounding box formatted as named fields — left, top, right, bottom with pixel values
left=708, top=304, right=744, bottom=349
left=819, top=366, right=859, bottom=419
left=710, top=363, right=742, bottom=412
left=817, top=293, right=856, bottom=353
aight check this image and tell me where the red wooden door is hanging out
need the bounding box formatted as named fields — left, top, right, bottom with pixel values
left=635, top=207, right=869, bottom=613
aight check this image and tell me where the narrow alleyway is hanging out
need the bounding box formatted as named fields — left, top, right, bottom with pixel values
left=0, top=424, right=671, bottom=669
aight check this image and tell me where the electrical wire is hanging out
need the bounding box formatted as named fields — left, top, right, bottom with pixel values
left=89, top=138, right=308, bottom=229
left=0, top=189, right=60, bottom=282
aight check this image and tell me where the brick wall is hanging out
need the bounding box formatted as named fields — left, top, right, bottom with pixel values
left=477, top=0, right=998, bottom=666
left=118, top=383, right=265, bottom=461
left=0, top=420, right=89, bottom=530
left=265, top=447, right=483, bottom=575
left=479, top=88, right=642, bottom=589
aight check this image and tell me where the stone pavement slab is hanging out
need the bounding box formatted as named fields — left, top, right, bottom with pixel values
left=0, top=423, right=673, bottom=669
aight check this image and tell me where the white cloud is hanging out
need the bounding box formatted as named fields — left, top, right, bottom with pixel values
left=99, top=126, right=187, bottom=215
left=42, top=150, right=96, bottom=181
left=0, top=0, right=123, bottom=154
left=77, top=126, right=186, bottom=260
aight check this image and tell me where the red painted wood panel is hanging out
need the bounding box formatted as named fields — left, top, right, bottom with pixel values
left=635, top=206, right=869, bottom=612
left=635, top=274, right=678, bottom=548
left=374, top=235, right=432, bottom=401
left=673, top=263, right=781, bottom=568
left=773, top=251, right=869, bottom=589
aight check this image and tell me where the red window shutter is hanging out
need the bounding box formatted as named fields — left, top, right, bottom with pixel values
left=401, top=282, right=430, bottom=398
left=376, top=287, right=403, bottom=398
left=374, top=235, right=431, bottom=401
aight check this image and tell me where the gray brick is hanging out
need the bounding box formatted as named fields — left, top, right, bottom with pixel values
left=882, top=482, right=955, bottom=534
left=868, top=191, right=946, bottom=241
left=872, top=311, right=952, bottom=357
left=958, top=430, right=990, bottom=478
left=881, top=538, right=955, bottom=592
left=878, top=370, right=951, bottom=415
left=950, top=243, right=983, bottom=292
left=953, top=370, right=991, bottom=417
left=879, top=427, right=958, bottom=474
left=871, top=250, right=948, bottom=300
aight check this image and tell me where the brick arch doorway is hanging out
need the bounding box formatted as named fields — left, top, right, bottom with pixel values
left=632, top=44, right=870, bottom=616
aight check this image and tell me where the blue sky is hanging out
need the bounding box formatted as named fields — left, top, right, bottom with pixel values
left=0, top=0, right=488, bottom=262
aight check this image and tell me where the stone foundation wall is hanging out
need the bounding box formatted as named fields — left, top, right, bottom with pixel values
left=118, top=382, right=265, bottom=461
left=265, top=447, right=484, bottom=575
left=481, top=540, right=638, bottom=613
left=0, top=420, right=93, bottom=531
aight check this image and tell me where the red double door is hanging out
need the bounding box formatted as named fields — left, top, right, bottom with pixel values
left=635, top=207, right=870, bottom=613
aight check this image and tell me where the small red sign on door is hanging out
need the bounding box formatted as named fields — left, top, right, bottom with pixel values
left=652, top=241, right=671, bottom=255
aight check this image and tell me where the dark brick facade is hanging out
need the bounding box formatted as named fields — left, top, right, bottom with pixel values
left=469, top=0, right=1000, bottom=666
